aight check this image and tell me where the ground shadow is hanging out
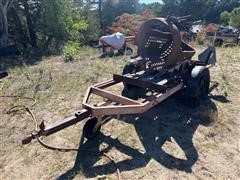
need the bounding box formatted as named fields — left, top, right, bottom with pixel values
left=208, top=81, right=231, bottom=103
left=58, top=95, right=219, bottom=179
left=0, top=45, right=61, bottom=71
left=0, top=53, right=45, bottom=71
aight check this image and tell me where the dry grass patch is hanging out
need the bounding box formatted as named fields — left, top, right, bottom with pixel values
left=0, top=45, right=240, bottom=179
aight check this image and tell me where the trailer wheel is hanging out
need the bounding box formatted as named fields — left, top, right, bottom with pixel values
left=184, top=66, right=210, bottom=106
left=122, top=62, right=145, bottom=99
left=125, top=47, right=133, bottom=55
left=214, top=39, right=223, bottom=47
left=83, top=118, right=101, bottom=139
left=118, top=47, right=133, bottom=56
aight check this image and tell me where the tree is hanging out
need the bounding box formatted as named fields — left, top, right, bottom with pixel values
left=229, top=7, right=240, bottom=29
left=102, top=0, right=117, bottom=28
left=9, top=0, right=42, bottom=49
left=220, top=11, right=231, bottom=25
left=0, top=0, right=12, bottom=47
left=115, top=0, right=139, bottom=16
left=8, top=0, right=80, bottom=51
left=220, top=7, right=240, bottom=29
left=205, top=0, right=240, bottom=23
left=140, top=2, right=163, bottom=16
left=161, top=0, right=207, bottom=20
left=72, top=0, right=100, bottom=41
left=22, top=0, right=38, bottom=48
left=109, top=9, right=154, bottom=35
left=159, top=0, right=240, bottom=23
left=41, top=0, right=73, bottom=41
left=101, top=0, right=140, bottom=29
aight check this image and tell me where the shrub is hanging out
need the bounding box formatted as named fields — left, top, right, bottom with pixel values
left=196, top=32, right=205, bottom=45
left=62, top=41, right=80, bottom=61
left=109, top=9, right=155, bottom=35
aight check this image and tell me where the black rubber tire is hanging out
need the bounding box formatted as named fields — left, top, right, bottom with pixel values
left=117, top=47, right=133, bottom=56
left=122, top=62, right=138, bottom=89
left=214, top=39, right=223, bottom=47
left=83, top=118, right=101, bottom=139
left=122, top=61, right=136, bottom=75
left=108, top=51, right=114, bottom=57
left=122, top=62, right=145, bottom=99
left=125, top=47, right=133, bottom=55
left=183, top=66, right=210, bottom=107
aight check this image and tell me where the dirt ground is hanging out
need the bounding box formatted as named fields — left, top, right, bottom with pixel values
left=0, top=46, right=240, bottom=180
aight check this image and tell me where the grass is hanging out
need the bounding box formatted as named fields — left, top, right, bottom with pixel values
left=1, top=45, right=240, bottom=179
left=1, top=48, right=126, bottom=108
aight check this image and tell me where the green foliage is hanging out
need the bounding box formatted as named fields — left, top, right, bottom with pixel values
left=115, top=0, right=139, bottom=16
left=101, top=0, right=141, bottom=28
left=102, top=0, right=117, bottom=27
left=70, top=20, right=89, bottom=43
left=9, top=0, right=96, bottom=54
left=81, top=11, right=100, bottom=42
left=140, top=2, right=163, bottom=16
left=72, top=21, right=88, bottom=31
left=220, top=7, right=240, bottom=29
left=229, top=7, right=240, bottom=29
left=220, top=11, right=231, bottom=25
left=62, top=41, right=80, bottom=61
left=41, top=0, right=73, bottom=40
left=160, top=0, right=207, bottom=20
left=159, top=0, right=240, bottom=22
left=7, top=0, right=240, bottom=56
left=204, top=0, right=240, bottom=23
left=72, top=4, right=100, bottom=42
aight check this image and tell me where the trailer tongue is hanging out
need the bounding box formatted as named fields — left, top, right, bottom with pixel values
left=22, top=17, right=216, bottom=144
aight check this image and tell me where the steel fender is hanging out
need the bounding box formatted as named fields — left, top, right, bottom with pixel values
left=191, top=66, right=206, bottom=78
left=185, top=66, right=210, bottom=97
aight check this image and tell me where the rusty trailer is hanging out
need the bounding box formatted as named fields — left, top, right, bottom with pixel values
left=22, top=17, right=216, bottom=144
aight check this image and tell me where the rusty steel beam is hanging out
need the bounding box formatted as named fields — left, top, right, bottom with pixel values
left=143, top=82, right=183, bottom=109
left=42, top=109, right=90, bottom=136
left=91, top=87, right=140, bottom=105
left=94, top=79, right=120, bottom=89
left=83, top=82, right=183, bottom=117
left=82, top=87, right=91, bottom=104
left=22, top=109, right=90, bottom=144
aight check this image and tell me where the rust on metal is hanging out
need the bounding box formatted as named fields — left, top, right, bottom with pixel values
left=22, top=109, right=90, bottom=143
left=82, top=78, right=183, bottom=117
left=22, top=16, right=214, bottom=145
left=137, top=17, right=195, bottom=71
left=91, top=87, right=140, bottom=105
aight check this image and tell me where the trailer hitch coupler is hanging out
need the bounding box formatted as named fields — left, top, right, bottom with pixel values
left=22, top=131, right=39, bottom=145
left=22, top=135, right=33, bottom=144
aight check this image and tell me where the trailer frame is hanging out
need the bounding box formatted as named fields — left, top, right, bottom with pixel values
left=22, top=17, right=216, bottom=144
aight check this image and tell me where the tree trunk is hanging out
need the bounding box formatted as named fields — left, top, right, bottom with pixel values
left=9, top=7, right=28, bottom=49
left=43, top=35, right=53, bottom=50
left=0, top=0, right=9, bottom=47
left=98, top=0, right=103, bottom=30
left=22, top=0, right=37, bottom=48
